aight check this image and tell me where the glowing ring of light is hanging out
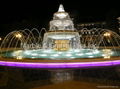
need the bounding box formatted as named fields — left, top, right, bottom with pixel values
left=0, top=60, right=120, bottom=68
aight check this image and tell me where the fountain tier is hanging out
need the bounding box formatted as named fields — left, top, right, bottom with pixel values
left=43, top=4, right=80, bottom=51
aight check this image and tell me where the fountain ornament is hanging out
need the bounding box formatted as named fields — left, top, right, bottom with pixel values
left=0, top=4, right=120, bottom=68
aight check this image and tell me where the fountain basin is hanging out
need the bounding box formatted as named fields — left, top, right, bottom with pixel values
left=0, top=48, right=120, bottom=69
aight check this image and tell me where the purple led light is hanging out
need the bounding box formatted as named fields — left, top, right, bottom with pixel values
left=0, top=60, right=120, bottom=68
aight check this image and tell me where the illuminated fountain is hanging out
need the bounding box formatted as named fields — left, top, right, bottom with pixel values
left=0, top=4, right=120, bottom=83
left=1, top=4, right=120, bottom=64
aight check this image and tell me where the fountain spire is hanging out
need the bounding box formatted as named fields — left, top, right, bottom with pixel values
left=49, top=4, right=75, bottom=31
left=58, top=4, right=65, bottom=12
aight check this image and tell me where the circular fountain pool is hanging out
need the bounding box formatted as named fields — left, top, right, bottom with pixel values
left=0, top=48, right=120, bottom=69
left=1, top=49, right=120, bottom=59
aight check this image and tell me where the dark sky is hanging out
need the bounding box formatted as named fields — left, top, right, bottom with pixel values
left=0, top=0, right=120, bottom=35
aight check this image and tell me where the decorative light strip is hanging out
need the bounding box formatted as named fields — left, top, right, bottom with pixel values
left=0, top=60, right=120, bottom=68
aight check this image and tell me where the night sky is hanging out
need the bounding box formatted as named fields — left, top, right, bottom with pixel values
left=0, top=0, right=120, bottom=36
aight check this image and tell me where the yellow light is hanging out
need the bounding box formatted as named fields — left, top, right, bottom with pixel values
left=16, top=56, right=23, bottom=60
left=102, top=49, right=112, bottom=59
left=104, top=56, right=110, bottom=59
left=15, top=33, right=22, bottom=38
left=0, top=37, right=2, bottom=41
left=103, top=32, right=111, bottom=36
left=54, top=40, right=70, bottom=51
